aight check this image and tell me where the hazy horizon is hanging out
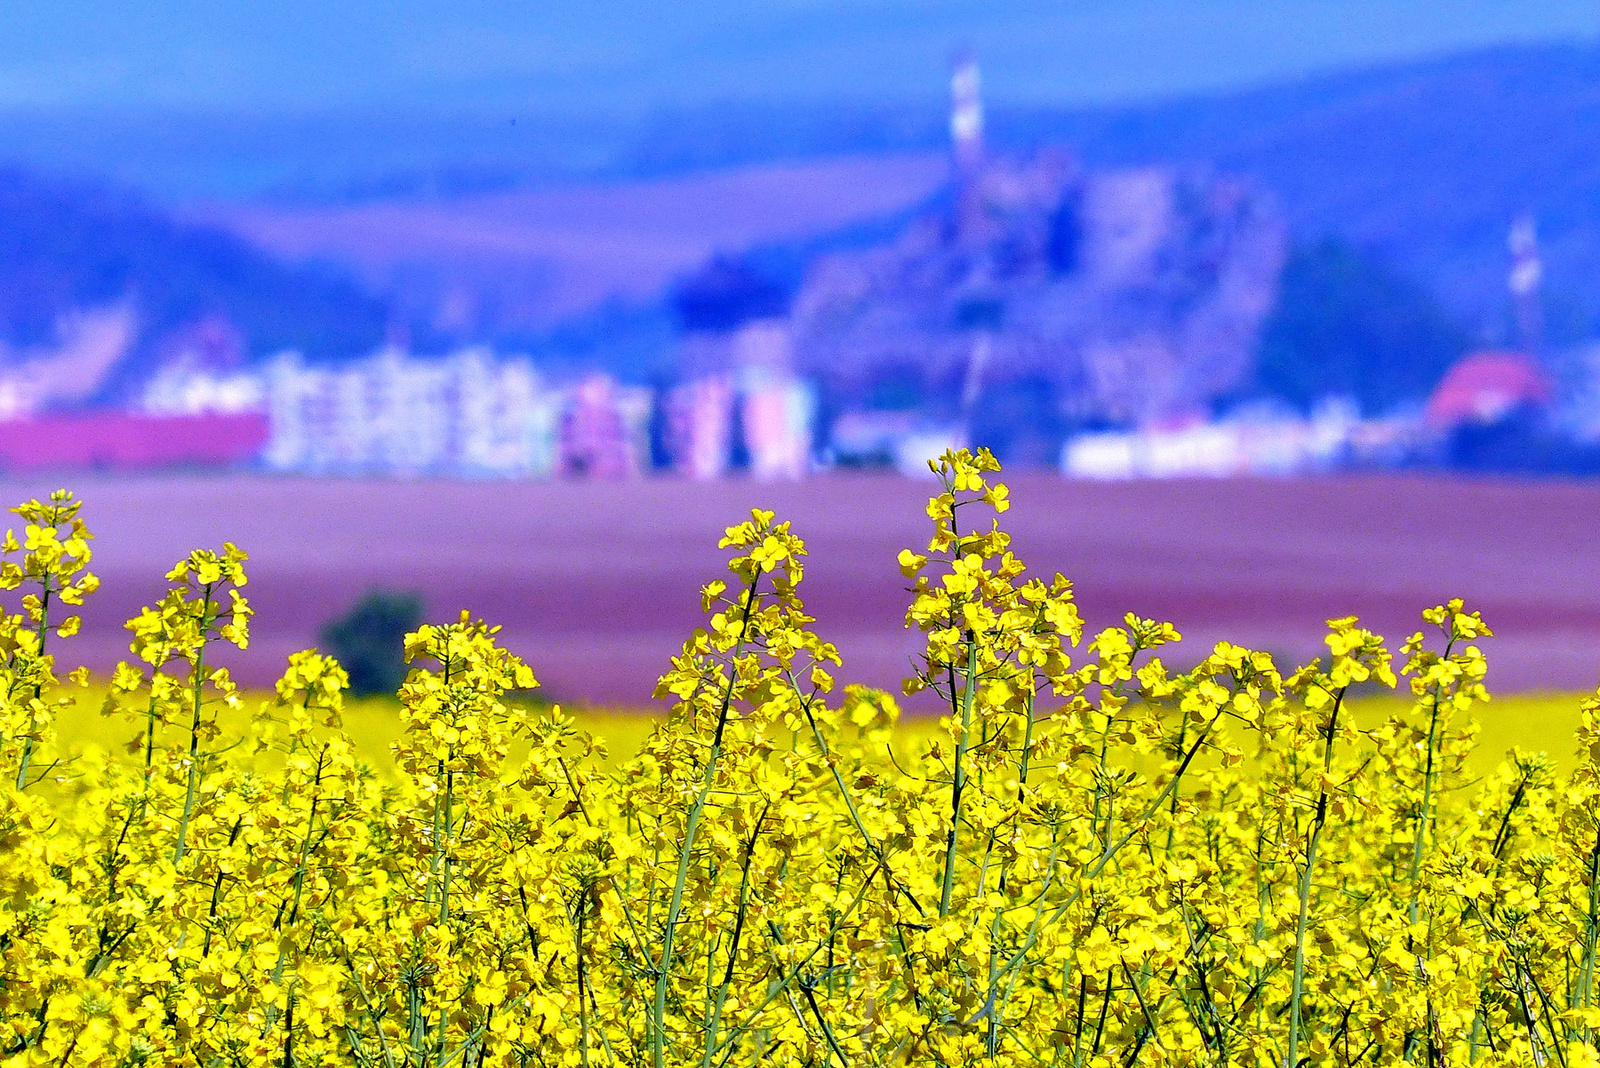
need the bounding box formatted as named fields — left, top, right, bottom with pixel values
left=4, top=2, right=1598, bottom=120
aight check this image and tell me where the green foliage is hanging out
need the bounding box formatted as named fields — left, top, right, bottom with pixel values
left=970, top=374, right=1063, bottom=466
left=318, top=589, right=423, bottom=696
left=1255, top=236, right=1468, bottom=413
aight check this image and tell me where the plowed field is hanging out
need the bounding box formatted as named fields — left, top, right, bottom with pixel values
left=13, top=472, right=1600, bottom=707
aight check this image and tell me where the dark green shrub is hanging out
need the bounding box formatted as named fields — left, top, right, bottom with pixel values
left=319, top=590, right=423, bottom=696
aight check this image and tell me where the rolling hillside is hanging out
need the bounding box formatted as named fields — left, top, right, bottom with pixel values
left=3, top=40, right=1600, bottom=389
left=154, top=40, right=1600, bottom=355
left=0, top=168, right=393, bottom=400
left=182, top=154, right=949, bottom=338
left=1010, top=41, right=1600, bottom=341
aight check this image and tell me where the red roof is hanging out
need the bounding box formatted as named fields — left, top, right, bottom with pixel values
left=0, top=412, right=268, bottom=471
left=1426, top=350, right=1551, bottom=427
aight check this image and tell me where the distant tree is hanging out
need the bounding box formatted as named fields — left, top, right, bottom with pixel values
left=971, top=374, right=1063, bottom=467
left=1046, top=192, right=1083, bottom=274
left=1255, top=237, right=1468, bottom=413
left=866, top=363, right=925, bottom=411
left=672, top=255, right=788, bottom=333
left=319, top=590, right=424, bottom=697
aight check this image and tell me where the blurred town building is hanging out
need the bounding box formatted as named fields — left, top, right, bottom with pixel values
left=666, top=258, right=816, bottom=480
left=262, top=349, right=568, bottom=477
left=741, top=371, right=815, bottom=480
left=561, top=373, right=651, bottom=478
left=4, top=53, right=1592, bottom=481
left=665, top=375, right=736, bottom=480
left=1061, top=400, right=1364, bottom=479
left=662, top=372, right=815, bottom=482
left=1425, top=350, right=1551, bottom=429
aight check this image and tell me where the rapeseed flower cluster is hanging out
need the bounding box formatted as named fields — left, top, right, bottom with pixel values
left=1, top=457, right=1599, bottom=1066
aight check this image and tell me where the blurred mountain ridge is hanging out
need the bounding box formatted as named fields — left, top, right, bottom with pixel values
left=1, top=38, right=1599, bottom=401
left=184, top=154, right=953, bottom=345
left=1011, top=39, right=1600, bottom=339
left=9, top=38, right=1583, bottom=332
left=0, top=168, right=392, bottom=403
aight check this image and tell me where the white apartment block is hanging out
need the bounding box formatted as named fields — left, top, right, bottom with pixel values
left=261, top=348, right=563, bottom=478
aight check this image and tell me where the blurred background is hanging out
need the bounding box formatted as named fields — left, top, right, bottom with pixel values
left=6, top=1, right=1600, bottom=704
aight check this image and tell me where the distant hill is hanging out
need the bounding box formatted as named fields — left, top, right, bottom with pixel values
left=183, top=155, right=950, bottom=342
left=0, top=169, right=392, bottom=401
left=789, top=155, right=1288, bottom=441
left=3, top=39, right=1599, bottom=396
left=1000, top=41, right=1600, bottom=345
left=88, top=39, right=1600, bottom=353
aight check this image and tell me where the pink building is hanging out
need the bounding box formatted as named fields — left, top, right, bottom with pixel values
left=1426, top=350, right=1551, bottom=428
left=742, top=379, right=813, bottom=480
left=666, top=376, right=735, bottom=480
left=561, top=375, right=650, bottom=478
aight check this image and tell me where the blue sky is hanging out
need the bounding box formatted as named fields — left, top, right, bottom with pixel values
left=2, top=1, right=1597, bottom=115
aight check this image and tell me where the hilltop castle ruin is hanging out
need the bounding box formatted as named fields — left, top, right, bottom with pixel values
left=789, top=56, right=1287, bottom=453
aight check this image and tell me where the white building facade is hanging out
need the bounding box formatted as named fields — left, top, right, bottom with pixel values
left=261, top=349, right=564, bottom=478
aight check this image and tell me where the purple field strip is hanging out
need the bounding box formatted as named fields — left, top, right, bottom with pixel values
left=8, top=472, right=1600, bottom=705
left=185, top=154, right=950, bottom=324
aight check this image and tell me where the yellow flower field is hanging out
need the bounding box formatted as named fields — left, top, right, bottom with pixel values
left=39, top=686, right=1593, bottom=782
left=2, top=452, right=1599, bottom=1067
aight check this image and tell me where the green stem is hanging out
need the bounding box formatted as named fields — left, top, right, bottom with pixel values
left=939, top=634, right=979, bottom=918
left=577, top=898, right=591, bottom=1068
left=1288, top=688, right=1345, bottom=1068
left=434, top=764, right=454, bottom=1066
left=1406, top=637, right=1457, bottom=955
left=173, top=581, right=215, bottom=865
left=263, top=747, right=330, bottom=1039
left=797, top=688, right=922, bottom=916
left=995, top=702, right=1223, bottom=986
left=1163, top=716, right=1188, bottom=859
left=140, top=687, right=160, bottom=812
left=1575, top=822, right=1600, bottom=1038
left=13, top=581, right=50, bottom=790
left=800, top=982, right=849, bottom=1067
left=709, top=861, right=881, bottom=1066
left=422, top=643, right=454, bottom=1066
left=652, top=568, right=761, bottom=1068
left=984, top=690, right=1037, bottom=1055
left=1408, top=677, right=1446, bottom=926
left=701, top=809, right=766, bottom=1068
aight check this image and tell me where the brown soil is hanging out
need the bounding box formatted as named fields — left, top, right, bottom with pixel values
left=13, top=471, right=1600, bottom=706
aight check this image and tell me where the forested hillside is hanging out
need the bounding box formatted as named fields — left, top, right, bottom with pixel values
left=0, top=168, right=391, bottom=396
